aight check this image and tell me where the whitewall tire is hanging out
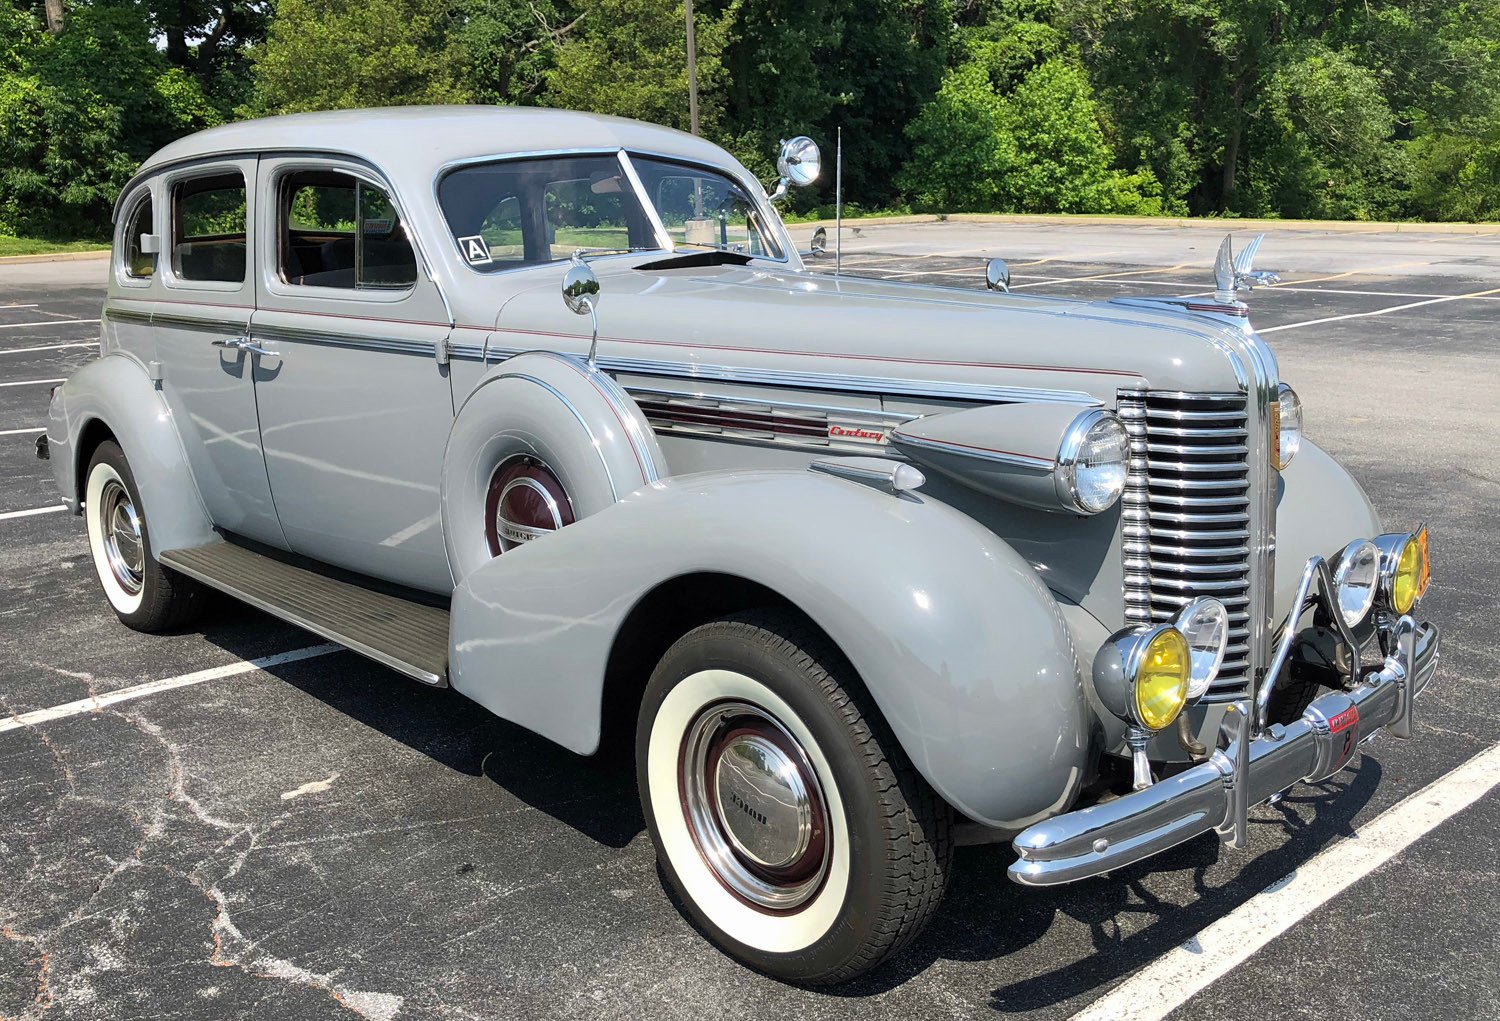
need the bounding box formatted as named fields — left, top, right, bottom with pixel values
left=637, top=611, right=952, bottom=985
left=84, top=441, right=204, bottom=632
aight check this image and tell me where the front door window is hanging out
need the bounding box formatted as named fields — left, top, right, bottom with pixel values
left=279, top=171, right=417, bottom=289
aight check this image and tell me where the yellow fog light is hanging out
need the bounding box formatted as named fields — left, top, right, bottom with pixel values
left=1135, top=628, right=1190, bottom=730
left=1093, top=624, right=1192, bottom=733
left=1375, top=527, right=1431, bottom=615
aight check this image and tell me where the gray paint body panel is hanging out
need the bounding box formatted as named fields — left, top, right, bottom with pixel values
left=450, top=468, right=1089, bottom=830
left=49, top=354, right=216, bottom=556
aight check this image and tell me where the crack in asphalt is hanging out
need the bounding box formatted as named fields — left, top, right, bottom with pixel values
left=0, top=694, right=406, bottom=1021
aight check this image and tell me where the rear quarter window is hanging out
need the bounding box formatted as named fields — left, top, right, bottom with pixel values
left=121, top=195, right=155, bottom=279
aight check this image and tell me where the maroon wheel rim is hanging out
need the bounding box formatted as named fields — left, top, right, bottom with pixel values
left=677, top=699, right=833, bottom=913
left=484, top=456, right=575, bottom=556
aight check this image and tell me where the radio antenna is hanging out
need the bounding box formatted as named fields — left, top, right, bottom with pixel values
left=834, top=127, right=843, bottom=277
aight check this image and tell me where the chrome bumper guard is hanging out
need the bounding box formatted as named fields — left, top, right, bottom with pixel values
left=1009, top=613, right=1439, bottom=886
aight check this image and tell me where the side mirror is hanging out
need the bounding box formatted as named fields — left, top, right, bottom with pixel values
left=808, top=226, right=827, bottom=257
left=562, top=252, right=602, bottom=366
left=768, top=136, right=821, bottom=204
left=985, top=258, right=1011, bottom=293
left=561, top=254, right=599, bottom=316
left=139, top=233, right=161, bottom=255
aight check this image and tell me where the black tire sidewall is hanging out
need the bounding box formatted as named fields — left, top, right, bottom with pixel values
left=636, top=619, right=894, bottom=985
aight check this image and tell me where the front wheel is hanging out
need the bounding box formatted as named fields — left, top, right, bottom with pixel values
left=637, top=611, right=952, bottom=985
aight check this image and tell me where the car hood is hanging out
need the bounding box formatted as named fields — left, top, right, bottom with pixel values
left=481, top=259, right=1262, bottom=403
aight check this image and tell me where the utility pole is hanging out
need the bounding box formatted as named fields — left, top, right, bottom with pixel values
left=685, top=0, right=700, bottom=135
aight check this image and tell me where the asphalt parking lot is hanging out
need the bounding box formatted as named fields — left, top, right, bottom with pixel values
left=2, top=223, right=1498, bottom=1021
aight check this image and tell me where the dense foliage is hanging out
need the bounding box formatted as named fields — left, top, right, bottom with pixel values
left=3, top=0, right=1498, bottom=239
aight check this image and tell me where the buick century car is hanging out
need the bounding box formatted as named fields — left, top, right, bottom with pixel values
left=43, top=107, right=1438, bottom=984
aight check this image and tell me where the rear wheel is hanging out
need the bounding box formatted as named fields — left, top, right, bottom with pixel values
left=637, top=611, right=951, bottom=985
left=84, top=441, right=204, bottom=631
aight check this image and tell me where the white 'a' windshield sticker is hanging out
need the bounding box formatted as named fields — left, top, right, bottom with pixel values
left=458, top=235, right=493, bottom=266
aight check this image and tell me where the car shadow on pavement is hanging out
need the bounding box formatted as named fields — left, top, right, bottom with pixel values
left=828, top=757, right=1382, bottom=1003
left=203, top=613, right=1383, bottom=1003
left=203, top=619, right=646, bottom=851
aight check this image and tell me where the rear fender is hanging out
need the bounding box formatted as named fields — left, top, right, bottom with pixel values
left=51, top=354, right=214, bottom=556
left=450, top=468, right=1089, bottom=829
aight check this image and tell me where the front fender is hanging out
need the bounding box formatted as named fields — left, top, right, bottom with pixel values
left=50, top=354, right=214, bottom=556
left=1273, top=439, right=1382, bottom=620
left=450, top=468, right=1089, bottom=829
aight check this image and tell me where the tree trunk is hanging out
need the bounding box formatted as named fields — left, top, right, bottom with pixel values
left=43, top=0, right=64, bottom=35
left=1221, top=80, right=1244, bottom=210
left=165, top=28, right=190, bottom=68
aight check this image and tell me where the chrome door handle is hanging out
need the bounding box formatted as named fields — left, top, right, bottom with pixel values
left=240, top=340, right=280, bottom=358
left=210, top=337, right=243, bottom=349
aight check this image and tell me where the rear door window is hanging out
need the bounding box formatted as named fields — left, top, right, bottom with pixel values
left=173, top=171, right=247, bottom=283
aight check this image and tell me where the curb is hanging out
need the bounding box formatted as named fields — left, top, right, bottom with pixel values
left=784, top=213, right=1500, bottom=235
left=0, top=250, right=110, bottom=266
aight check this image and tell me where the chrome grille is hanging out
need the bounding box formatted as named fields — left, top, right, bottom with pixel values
left=1120, top=391, right=1253, bottom=701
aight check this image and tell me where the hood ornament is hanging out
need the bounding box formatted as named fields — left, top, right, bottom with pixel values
left=1213, top=233, right=1281, bottom=304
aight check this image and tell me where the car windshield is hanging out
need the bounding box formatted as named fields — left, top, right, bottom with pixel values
left=629, top=156, right=783, bottom=259
left=436, top=152, right=783, bottom=272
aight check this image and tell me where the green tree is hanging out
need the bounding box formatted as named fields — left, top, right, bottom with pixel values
left=0, top=0, right=220, bottom=238
left=1059, top=0, right=1500, bottom=219
left=542, top=0, right=732, bottom=134
left=1242, top=43, right=1404, bottom=219
left=900, top=11, right=1160, bottom=214
left=714, top=0, right=952, bottom=208
left=247, top=0, right=470, bottom=115
left=450, top=0, right=580, bottom=106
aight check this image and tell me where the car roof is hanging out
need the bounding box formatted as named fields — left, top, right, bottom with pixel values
left=136, top=105, right=753, bottom=185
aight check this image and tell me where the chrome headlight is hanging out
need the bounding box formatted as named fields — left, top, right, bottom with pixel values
left=1373, top=527, right=1431, bottom=614
left=1093, top=624, right=1191, bottom=731
left=1332, top=539, right=1380, bottom=628
left=1274, top=383, right=1301, bottom=470
left=1056, top=410, right=1127, bottom=514
left=1175, top=597, right=1229, bottom=700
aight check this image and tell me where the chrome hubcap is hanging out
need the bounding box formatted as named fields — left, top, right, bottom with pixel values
left=681, top=701, right=830, bottom=912
left=99, top=479, right=144, bottom=595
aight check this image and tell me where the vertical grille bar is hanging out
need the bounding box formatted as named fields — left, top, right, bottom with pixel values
left=1118, top=393, right=1153, bottom=629
left=1120, top=390, right=1253, bottom=701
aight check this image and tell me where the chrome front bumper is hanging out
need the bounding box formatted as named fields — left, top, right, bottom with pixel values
left=1010, top=614, right=1439, bottom=886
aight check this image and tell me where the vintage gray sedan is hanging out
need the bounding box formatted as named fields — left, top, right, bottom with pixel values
left=43, top=106, right=1438, bottom=984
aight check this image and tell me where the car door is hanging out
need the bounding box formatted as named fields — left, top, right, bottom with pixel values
left=154, top=158, right=287, bottom=549
left=249, top=157, right=456, bottom=594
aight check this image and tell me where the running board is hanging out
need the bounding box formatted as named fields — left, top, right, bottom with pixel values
left=160, top=543, right=450, bottom=686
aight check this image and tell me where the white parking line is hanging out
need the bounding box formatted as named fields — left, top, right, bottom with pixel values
left=0, top=644, right=343, bottom=735
left=0, top=318, right=99, bottom=330
left=1069, top=741, right=1500, bottom=1021
left=0, top=505, right=66, bottom=521
left=0, top=427, right=45, bottom=436
left=0, top=378, right=64, bottom=388
left=1259, top=286, right=1500, bottom=333
left=0, top=342, right=95, bottom=355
